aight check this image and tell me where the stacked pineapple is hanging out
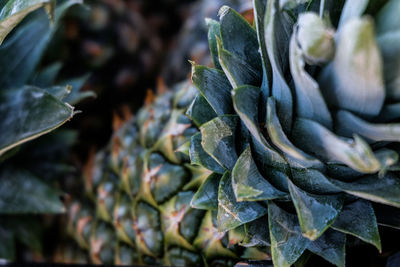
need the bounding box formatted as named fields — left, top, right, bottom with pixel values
left=66, top=0, right=400, bottom=266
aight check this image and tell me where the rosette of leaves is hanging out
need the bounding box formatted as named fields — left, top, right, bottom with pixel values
left=0, top=0, right=94, bottom=261
left=188, top=0, right=400, bottom=266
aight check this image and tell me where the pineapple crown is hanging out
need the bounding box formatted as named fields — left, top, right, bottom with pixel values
left=187, top=0, right=400, bottom=266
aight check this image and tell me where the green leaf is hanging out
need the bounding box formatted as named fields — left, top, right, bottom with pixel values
left=30, top=62, right=62, bottom=87
left=319, top=17, right=385, bottom=117
left=292, top=118, right=381, bottom=173
left=377, top=30, right=400, bottom=101
left=206, top=18, right=222, bottom=70
left=217, top=172, right=267, bottom=232
left=217, top=39, right=261, bottom=88
left=186, top=94, right=217, bottom=127
left=0, top=86, right=74, bottom=155
left=0, top=0, right=54, bottom=45
left=12, top=218, right=43, bottom=253
left=0, top=223, right=15, bottom=261
left=242, top=216, right=271, bottom=247
left=62, top=74, right=94, bottom=105
left=268, top=201, right=310, bottom=267
left=218, top=6, right=261, bottom=72
left=336, top=110, right=400, bottom=142
left=308, top=229, right=346, bottom=267
left=191, top=65, right=233, bottom=115
left=45, top=85, right=71, bottom=100
left=254, top=0, right=272, bottom=98
left=0, top=0, right=82, bottom=89
left=326, top=173, right=400, bottom=208
left=200, top=115, right=238, bottom=170
left=190, top=132, right=225, bottom=174
left=289, top=33, right=332, bottom=129
left=338, top=0, right=369, bottom=28
left=332, top=200, right=381, bottom=251
left=232, top=146, right=287, bottom=201
left=266, top=97, right=322, bottom=169
left=288, top=180, right=344, bottom=240
left=0, top=169, right=65, bottom=214
left=191, top=173, right=221, bottom=210
left=376, top=0, right=400, bottom=35
left=232, top=85, right=268, bottom=147
left=290, top=168, right=341, bottom=194
left=264, top=0, right=294, bottom=132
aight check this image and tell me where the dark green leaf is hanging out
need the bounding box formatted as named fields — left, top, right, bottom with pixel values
left=206, top=18, right=222, bottom=70
left=242, top=216, right=271, bottom=247
left=0, top=0, right=53, bottom=44
left=0, top=86, right=74, bottom=155
left=332, top=200, right=381, bottom=251
left=0, top=0, right=82, bottom=89
left=288, top=180, right=343, bottom=240
left=264, top=0, right=294, bottom=132
left=191, top=173, right=221, bottom=210
left=218, top=40, right=261, bottom=88
left=218, top=172, right=267, bottom=232
left=232, top=85, right=269, bottom=147
left=374, top=203, right=400, bottom=230
left=290, top=168, right=341, bottom=194
left=62, top=74, right=94, bottom=105
left=0, top=170, right=65, bottom=214
left=326, top=173, right=400, bottom=208
left=266, top=97, right=322, bottom=169
left=30, top=62, right=62, bottom=87
left=190, top=132, right=225, bottom=174
left=191, top=65, right=233, bottom=115
left=254, top=0, right=272, bottom=98
left=200, top=115, right=238, bottom=170
left=219, top=6, right=261, bottom=72
left=308, top=229, right=346, bottom=267
left=186, top=94, right=218, bottom=127
left=268, top=201, right=310, bottom=267
left=232, top=146, right=286, bottom=201
left=0, top=223, right=15, bottom=261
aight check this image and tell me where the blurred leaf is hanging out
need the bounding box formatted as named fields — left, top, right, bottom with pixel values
left=0, top=0, right=54, bottom=45
left=30, top=62, right=62, bottom=87
left=0, top=223, right=15, bottom=261
left=292, top=118, right=381, bottom=173
left=0, top=0, right=82, bottom=89
left=0, top=86, right=74, bottom=155
left=338, top=0, right=369, bottom=28
left=62, top=74, right=94, bottom=105
left=320, top=17, right=385, bottom=117
left=376, top=0, right=400, bottom=35
left=0, top=169, right=65, bottom=214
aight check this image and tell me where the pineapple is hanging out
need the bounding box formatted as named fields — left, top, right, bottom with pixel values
left=66, top=0, right=400, bottom=266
